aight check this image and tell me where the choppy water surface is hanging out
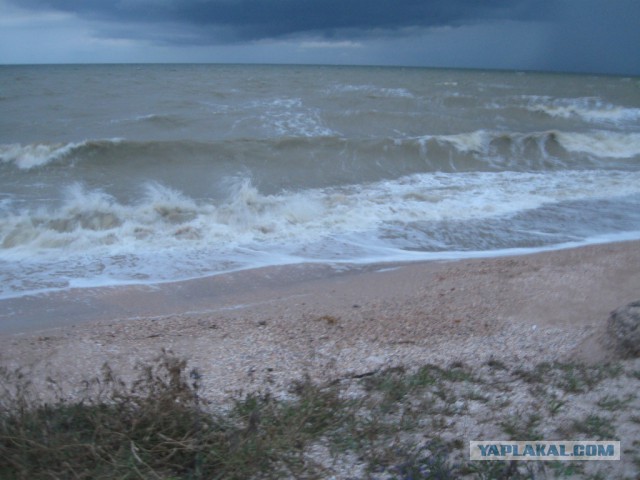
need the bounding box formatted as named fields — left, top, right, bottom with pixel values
left=1, top=64, right=639, bottom=298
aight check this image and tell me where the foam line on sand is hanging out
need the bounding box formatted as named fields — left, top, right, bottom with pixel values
left=1, top=240, right=638, bottom=401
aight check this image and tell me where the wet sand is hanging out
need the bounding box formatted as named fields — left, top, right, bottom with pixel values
left=1, top=240, right=638, bottom=401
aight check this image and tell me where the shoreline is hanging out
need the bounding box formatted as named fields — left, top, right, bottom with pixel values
left=2, top=237, right=639, bottom=335
left=1, top=239, right=638, bottom=402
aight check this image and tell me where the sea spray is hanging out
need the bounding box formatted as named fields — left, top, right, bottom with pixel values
left=1, top=64, right=639, bottom=298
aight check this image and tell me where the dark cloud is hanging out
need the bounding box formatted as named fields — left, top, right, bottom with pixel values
left=10, top=0, right=541, bottom=43
left=3, top=0, right=638, bottom=74
left=545, top=0, right=640, bottom=75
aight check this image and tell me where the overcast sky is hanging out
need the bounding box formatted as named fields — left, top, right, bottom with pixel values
left=1, top=0, right=638, bottom=75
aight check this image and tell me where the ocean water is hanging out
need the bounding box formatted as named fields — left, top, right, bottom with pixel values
left=1, top=64, right=639, bottom=299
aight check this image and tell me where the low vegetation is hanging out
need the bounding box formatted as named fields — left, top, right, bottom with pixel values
left=1, top=351, right=638, bottom=479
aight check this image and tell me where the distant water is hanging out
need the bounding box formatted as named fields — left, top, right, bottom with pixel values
left=1, top=64, right=639, bottom=299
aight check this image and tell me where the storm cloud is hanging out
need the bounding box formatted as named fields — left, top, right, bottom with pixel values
left=7, top=0, right=542, bottom=42
left=1, top=0, right=639, bottom=74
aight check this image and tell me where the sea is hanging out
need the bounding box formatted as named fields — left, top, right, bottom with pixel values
left=1, top=64, right=640, bottom=300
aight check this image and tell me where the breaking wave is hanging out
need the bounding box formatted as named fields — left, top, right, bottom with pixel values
left=2, top=129, right=638, bottom=176
left=328, top=84, right=415, bottom=98
left=0, top=139, right=122, bottom=170
left=3, top=65, right=640, bottom=300
left=3, top=170, right=640, bottom=258
left=524, top=96, right=640, bottom=125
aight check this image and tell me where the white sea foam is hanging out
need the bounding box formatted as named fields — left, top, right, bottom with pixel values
left=3, top=171, right=640, bottom=259
left=424, top=131, right=492, bottom=154
left=2, top=65, right=640, bottom=299
left=254, top=98, right=336, bottom=137
left=555, top=131, right=640, bottom=158
left=417, top=130, right=640, bottom=162
left=525, top=96, right=640, bottom=125
left=0, top=142, right=85, bottom=169
left=0, top=139, right=124, bottom=169
left=2, top=170, right=640, bottom=299
left=329, top=84, right=415, bottom=98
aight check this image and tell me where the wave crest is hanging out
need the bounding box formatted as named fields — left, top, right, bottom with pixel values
left=3, top=169, right=640, bottom=256
left=0, top=139, right=123, bottom=170
left=525, top=96, right=640, bottom=125
left=0, top=142, right=84, bottom=169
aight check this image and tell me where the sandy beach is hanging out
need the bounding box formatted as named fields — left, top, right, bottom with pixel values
left=1, top=240, right=638, bottom=400
left=2, top=240, right=640, bottom=478
left=3, top=59, right=640, bottom=478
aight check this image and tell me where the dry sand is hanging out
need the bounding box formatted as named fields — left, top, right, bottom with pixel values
left=2, top=240, right=640, bottom=478
left=1, top=240, right=638, bottom=400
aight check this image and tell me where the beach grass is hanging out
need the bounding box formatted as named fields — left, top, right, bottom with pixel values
left=1, top=352, right=638, bottom=479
